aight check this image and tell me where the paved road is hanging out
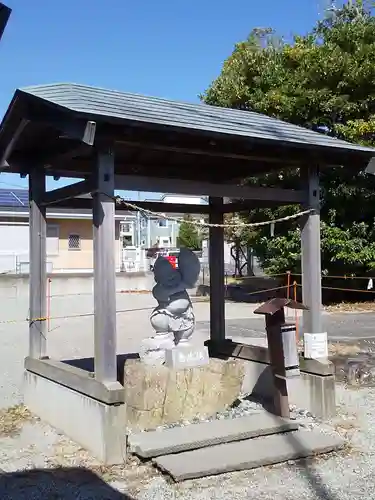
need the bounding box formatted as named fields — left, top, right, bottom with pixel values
left=196, top=312, right=375, bottom=342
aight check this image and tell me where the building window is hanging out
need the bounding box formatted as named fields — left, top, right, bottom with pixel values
left=46, top=224, right=59, bottom=256
left=121, top=222, right=131, bottom=233
left=158, top=218, right=167, bottom=227
left=159, top=237, right=171, bottom=247
left=122, top=235, right=133, bottom=247
left=141, top=218, right=147, bottom=229
left=68, top=234, right=81, bottom=250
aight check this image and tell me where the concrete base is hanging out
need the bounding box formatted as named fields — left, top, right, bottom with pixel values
left=206, top=340, right=336, bottom=419
left=23, top=370, right=127, bottom=465
left=238, top=358, right=335, bottom=418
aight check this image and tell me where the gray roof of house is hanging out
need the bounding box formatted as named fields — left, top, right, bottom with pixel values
left=20, top=83, right=375, bottom=155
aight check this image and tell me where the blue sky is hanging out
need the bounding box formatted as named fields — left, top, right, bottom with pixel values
left=0, top=0, right=339, bottom=199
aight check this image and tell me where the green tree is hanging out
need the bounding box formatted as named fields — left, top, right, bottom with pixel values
left=202, top=0, right=375, bottom=276
left=224, top=213, right=256, bottom=276
left=177, top=215, right=202, bottom=250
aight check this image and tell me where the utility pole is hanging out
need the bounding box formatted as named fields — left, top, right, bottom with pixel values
left=137, top=191, right=141, bottom=247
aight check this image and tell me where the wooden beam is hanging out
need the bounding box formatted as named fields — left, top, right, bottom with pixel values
left=300, top=165, right=325, bottom=357
left=0, top=3, right=11, bottom=42
left=106, top=128, right=306, bottom=167
left=29, top=167, right=47, bottom=358
left=116, top=200, right=210, bottom=214
left=104, top=122, right=375, bottom=169
left=43, top=143, right=91, bottom=171
left=125, top=200, right=287, bottom=213
left=93, top=149, right=117, bottom=383
left=115, top=175, right=305, bottom=203
left=116, top=139, right=270, bottom=163
left=0, top=119, right=29, bottom=170
left=24, top=100, right=97, bottom=146
left=53, top=197, right=209, bottom=214
left=53, top=197, right=286, bottom=213
left=52, top=197, right=91, bottom=210
left=222, top=200, right=294, bottom=211
left=41, top=179, right=93, bottom=206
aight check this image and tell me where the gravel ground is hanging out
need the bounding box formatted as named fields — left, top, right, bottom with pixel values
left=0, top=384, right=372, bottom=499
left=1, top=289, right=375, bottom=498
left=134, top=385, right=375, bottom=500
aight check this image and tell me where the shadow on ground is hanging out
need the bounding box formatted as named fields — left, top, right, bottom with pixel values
left=285, top=433, right=341, bottom=500
left=63, top=353, right=140, bottom=385
left=197, top=276, right=287, bottom=303
left=244, top=395, right=341, bottom=499
left=0, top=466, right=132, bottom=499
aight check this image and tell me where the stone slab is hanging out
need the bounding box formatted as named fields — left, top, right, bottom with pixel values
left=129, top=413, right=299, bottom=458
left=124, top=358, right=245, bottom=430
left=164, top=344, right=209, bottom=369
left=154, top=429, right=344, bottom=481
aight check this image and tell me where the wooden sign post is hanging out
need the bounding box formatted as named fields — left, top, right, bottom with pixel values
left=254, top=298, right=308, bottom=418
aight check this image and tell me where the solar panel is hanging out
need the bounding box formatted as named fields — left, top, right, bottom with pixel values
left=0, top=192, right=16, bottom=205
left=11, top=190, right=28, bottom=205
left=0, top=189, right=29, bottom=207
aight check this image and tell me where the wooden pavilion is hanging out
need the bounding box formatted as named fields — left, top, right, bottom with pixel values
left=0, top=83, right=374, bottom=463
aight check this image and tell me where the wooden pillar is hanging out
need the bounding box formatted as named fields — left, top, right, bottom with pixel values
left=93, top=149, right=117, bottom=383
left=29, top=167, right=47, bottom=358
left=265, top=310, right=290, bottom=419
left=300, top=165, right=325, bottom=355
left=208, top=197, right=225, bottom=341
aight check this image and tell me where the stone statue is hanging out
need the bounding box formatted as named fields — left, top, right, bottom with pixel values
left=139, top=248, right=201, bottom=365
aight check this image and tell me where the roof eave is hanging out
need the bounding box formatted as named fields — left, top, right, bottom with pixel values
left=0, top=2, right=11, bottom=42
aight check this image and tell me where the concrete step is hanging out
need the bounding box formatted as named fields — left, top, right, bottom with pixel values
left=128, top=413, right=299, bottom=458
left=154, top=429, right=344, bottom=481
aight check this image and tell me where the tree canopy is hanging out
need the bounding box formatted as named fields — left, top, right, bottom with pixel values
left=201, top=0, right=375, bottom=276
left=177, top=215, right=202, bottom=251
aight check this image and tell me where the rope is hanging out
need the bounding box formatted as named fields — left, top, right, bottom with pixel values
left=294, top=283, right=375, bottom=294
left=243, top=285, right=289, bottom=296
left=0, top=282, right=290, bottom=325
left=291, top=272, right=375, bottom=281
left=114, top=196, right=312, bottom=229
left=322, top=285, right=375, bottom=294
left=229, top=273, right=287, bottom=280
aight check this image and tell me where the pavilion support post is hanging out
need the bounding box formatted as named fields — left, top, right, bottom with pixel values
left=208, top=197, right=226, bottom=342
left=92, top=149, right=117, bottom=383
left=28, top=167, right=47, bottom=358
left=300, top=165, right=326, bottom=360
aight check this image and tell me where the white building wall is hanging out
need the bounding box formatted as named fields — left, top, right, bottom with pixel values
left=0, top=223, right=29, bottom=273
left=162, top=195, right=206, bottom=205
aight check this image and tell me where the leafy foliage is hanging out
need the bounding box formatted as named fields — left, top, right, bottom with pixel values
left=223, top=213, right=254, bottom=246
left=177, top=215, right=202, bottom=250
left=202, top=0, right=375, bottom=275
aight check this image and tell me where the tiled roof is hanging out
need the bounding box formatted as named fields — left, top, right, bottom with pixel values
left=20, top=82, right=375, bottom=155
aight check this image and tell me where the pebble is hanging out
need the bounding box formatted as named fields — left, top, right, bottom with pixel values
left=151, top=396, right=317, bottom=433
left=135, top=385, right=375, bottom=500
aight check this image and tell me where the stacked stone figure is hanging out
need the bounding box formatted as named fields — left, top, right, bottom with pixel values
left=139, top=247, right=201, bottom=365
